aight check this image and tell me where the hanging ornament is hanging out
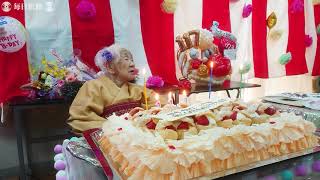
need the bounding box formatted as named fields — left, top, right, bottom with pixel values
left=161, top=0, right=177, bottom=14
left=266, top=12, right=277, bottom=30
left=269, top=29, right=283, bottom=41
left=76, top=0, right=96, bottom=21
left=305, top=35, right=313, bottom=47
left=290, top=0, right=304, bottom=13
left=242, top=4, right=252, bottom=18
left=0, top=16, right=26, bottom=53
left=279, top=52, right=292, bottom=65
left=317, top=24, right=320, bottom=35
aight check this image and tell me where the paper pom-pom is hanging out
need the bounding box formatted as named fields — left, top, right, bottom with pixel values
left=305, top=35, right=313, bottom=47
left=279, top=52, right=292, bottom=65
left=189, top=48, right=199, bottom=59
left=269, top=30, right=283, bottom=41
left=242, top=4, right=252, bottom=18
left=54, top=160, right=66, bottom=170
left=294, top=165, right=308, bottom=176
left=290, top=0, right=304, bottom=13
left=317, top=24, right=320, bottom=35
left=161, top=0, right=177, bottom=14
left=239, top=62, right=251, bottom=74
left=281, top=170, right=294, bottom=180
left=56, top=170, right=67, bottom=180
left=54, top=153, right=65, bottom=162
left=146, top=76, right=164, bottom=88
left=312, top=160, right=320, bottom=172
left=76, top=0, right=96, bottom=21
left=54, top=145, right=63, bottom=154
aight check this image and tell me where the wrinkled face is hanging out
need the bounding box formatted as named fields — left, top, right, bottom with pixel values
left=113, top=48, right=136, bottom=82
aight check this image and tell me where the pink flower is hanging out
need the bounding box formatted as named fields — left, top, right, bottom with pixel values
left=65, top=73, right=77, bottom=83
left=56, top=80, right=65, bottom=88
left=146, top=76, right=164, bottom=88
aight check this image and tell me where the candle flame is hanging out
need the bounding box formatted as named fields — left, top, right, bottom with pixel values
left=155, top=93, right=159, bottom=100
left=142, top=68, right=146, bottom=75
left=210, top=61, right=214, bottom=68
left=182, top=90, right=187, bottom=96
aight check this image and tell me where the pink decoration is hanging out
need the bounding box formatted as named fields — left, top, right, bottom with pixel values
left=54, top=144, right=63, bottom=154
left=242, top=4, right=252, bottom=18
left=146, top=76, right=164, bottom=88
left=290, top=0, right=304, bottom=13
left=54, top=160, right=66, bottom=171
left=76, top=0, right=97, bottom=21
left=312, top=161, right=320, bottom=172
left=305, top=35, right=313, bottom=47
left=294, top=165, right=308, bottom=176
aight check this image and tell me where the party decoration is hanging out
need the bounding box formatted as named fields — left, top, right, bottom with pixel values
left=176, top=24, right=234, bottom=86
left=56, top=170, right=67, bottom=180
left=312, top=160, right=320, bottom=172
left=317, top=24, right=320, bottom=35
left=54, top=153, right=65, bottom=162
left=305, top=35, right=313, bottom=47
left=70, top=137, right=79, bottom=141
left=178, top=78, right=191, bottom=91
left=280, top=170, right=294, bottom=180
left=54, top=160, right=66, bottom=170
left=211, top=21, right=237, bottom=42
left=269, top=29, right=283, bottom=41
left=290, top=0, right=304, bottom=13
left=161, top=0, right=177, bottom=14
left=76, top=0, right=96, bottom=21
left=0, top=16, right=26, bottom=53
left=242, top=4, right=252, bottom=18
left=54, top=144, right=63, bottom=154
left=294, top=165, right=308, bottom=176
left=239, top=62, right=251, bottom=74
left=266, top=12, right=277, bottom=30
left=146, top=76, right=164, bottom=88
left=279, top=52, right=292, bottom=65
left=189, top=48, right=199, bottom=59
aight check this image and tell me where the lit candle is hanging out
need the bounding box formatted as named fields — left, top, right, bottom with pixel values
left=182, top=90, right=188, bottom=105
left=142, top=68, right=148, bottom=110
left=208, top=61, right=214, bottom=99
left=155, top=93, right=161, bottom=107
left=168, top=92, right=173, bottom=104
left=239, top=64, right=244, bottom=99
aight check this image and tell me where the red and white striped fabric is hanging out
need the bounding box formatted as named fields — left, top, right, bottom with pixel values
left=0, top=0, right=319, bottom=103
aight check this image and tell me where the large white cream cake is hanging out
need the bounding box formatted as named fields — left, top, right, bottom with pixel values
left=99, top=99, right=318, bottom=180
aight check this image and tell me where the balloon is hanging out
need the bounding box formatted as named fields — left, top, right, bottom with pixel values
left=211, top=54, right=232, bottom=77
left=280, top=170, right=293, bottom=180
left=161, top=0, right=177, bottom=14
left=242, top=4, right=252, bottom=18
left=0, top=16, right=26, bottom=53
left=239, top=62, right=251, bottom=74
left=279, top=52, right=292, bottom=65
left=189, top=48, right=199, bottom=59
left=305, top=35, right=313, bottom=47
left=266, top=12, right=277, bottom=30
left=54, top=144, right=63, bottom=154
left=76, top=0, right=96, bottom=21
left=269, top=29, right=283, bottom=40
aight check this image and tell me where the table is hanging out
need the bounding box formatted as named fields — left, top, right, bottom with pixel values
left=190, top=81, right=261, bottom=98
left=7, top=97, right=73, bottom=180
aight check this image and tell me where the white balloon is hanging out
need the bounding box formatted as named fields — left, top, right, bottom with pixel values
left=0, top=16, right=26, bottom=53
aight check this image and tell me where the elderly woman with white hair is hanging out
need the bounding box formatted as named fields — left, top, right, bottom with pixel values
left=68, top=44, right=156, bottom=133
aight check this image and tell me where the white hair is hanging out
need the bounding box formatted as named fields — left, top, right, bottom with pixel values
left=94, top=44, right=121, bottom=72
